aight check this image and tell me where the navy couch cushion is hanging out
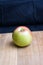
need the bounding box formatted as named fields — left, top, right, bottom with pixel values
left=0, top=0, right=43, bottom=26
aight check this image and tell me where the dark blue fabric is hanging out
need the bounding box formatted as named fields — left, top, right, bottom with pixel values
left=33, top=0, right=43, bottom=22
left=0, top=0, right=43, bottom=26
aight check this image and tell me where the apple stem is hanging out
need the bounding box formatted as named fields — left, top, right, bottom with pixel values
left=20, top=28, right=25, bottom=32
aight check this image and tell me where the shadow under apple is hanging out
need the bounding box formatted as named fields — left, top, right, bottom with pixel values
left=9, top=41, right=31, bottom=48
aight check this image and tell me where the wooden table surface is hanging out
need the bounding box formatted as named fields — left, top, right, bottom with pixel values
left=0, top=31, right=43, bottom=65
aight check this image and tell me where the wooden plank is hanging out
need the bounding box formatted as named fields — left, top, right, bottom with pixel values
left=0, top=31, right=43, bottom=65
left=0, top=33, right=17, bottom=65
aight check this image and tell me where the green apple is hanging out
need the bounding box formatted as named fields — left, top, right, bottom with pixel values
left=12, top=26, right=32, bottom=47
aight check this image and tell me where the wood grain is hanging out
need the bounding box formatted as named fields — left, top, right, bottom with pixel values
left=0, top=31, right=43, bottom=65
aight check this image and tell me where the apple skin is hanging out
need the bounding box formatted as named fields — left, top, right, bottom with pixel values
left=12, top=26, right=32, bottom=47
